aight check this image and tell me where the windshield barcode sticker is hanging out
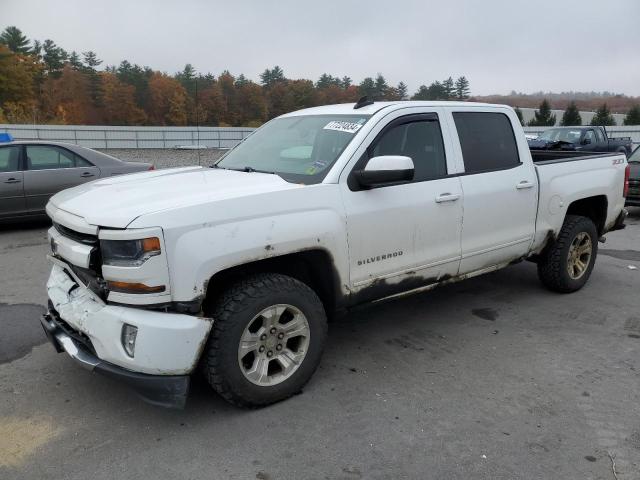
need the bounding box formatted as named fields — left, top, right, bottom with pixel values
left=323, top=121, right=363, bottom=134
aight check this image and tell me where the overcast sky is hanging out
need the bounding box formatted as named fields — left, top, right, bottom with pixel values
left=5, top=0, right=640, bottom=96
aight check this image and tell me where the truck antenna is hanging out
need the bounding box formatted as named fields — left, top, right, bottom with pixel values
left=354, top=96, right=374, bottom=109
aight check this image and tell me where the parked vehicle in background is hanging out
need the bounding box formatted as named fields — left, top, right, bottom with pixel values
left=626, top=147, right=640, bottom=206
left=41, top=101, right=628, bottom=409
left=528, top=126, right=633, bottom=157
left=0, top=141, right=153, bottom=222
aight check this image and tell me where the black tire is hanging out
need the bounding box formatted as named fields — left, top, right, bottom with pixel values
left=537, top=215, right=598, bottom=293
left=202, top=273, right=327, bottom=408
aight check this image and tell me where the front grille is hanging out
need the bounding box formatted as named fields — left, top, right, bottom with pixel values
left=53, top=222, right=98, bottom=246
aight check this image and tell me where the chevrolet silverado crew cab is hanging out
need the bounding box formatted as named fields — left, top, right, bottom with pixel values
left=41, top=100, right=630, bottom=409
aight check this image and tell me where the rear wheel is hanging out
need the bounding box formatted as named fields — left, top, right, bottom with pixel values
left=202, top=273, right=327, bottom=407
left=537, top=215, right=598, bottom=293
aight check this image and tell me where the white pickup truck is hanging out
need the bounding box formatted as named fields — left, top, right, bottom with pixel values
left=41, top=100, right=630, bottom=408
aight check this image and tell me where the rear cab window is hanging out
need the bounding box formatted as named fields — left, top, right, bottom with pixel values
left=453, top=112, right=520, bottom=174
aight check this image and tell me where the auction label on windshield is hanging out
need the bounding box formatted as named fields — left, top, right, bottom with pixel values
left=323, top=121, right=364, bottom=134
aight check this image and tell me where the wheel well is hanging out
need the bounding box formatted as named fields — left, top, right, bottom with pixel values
left=203, top=250, right=340, bottom=318
left=566, top=195, right=607, bottom=234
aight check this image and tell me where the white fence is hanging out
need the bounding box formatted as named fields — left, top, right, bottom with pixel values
left=1, top=123, right=638, bottom=150
left=524, top=126, right=640, bottom=147
left=0, top=124, right=254, bottom=149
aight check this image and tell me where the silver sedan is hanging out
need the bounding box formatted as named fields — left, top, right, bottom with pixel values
left=0, top=141, right=152, bottom=222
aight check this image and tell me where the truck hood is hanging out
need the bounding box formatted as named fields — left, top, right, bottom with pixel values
left=49, top=166, right=302, bottom=228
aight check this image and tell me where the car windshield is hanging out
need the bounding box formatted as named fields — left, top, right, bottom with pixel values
left=215, top=114, right=370, bottom=184
left=629, top=147, right=640, bottom=163
left=538, top=128, right=583, bottom=143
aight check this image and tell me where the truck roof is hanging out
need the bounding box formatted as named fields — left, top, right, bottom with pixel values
left=280, top=101, right=507, bottom=117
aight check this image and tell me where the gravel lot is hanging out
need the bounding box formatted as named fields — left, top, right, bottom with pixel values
left=98, top=148, right=227, bottom=169
left=0, top=205, right=639, bottom=479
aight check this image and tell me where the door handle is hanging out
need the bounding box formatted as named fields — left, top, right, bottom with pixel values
left=80, top=172, right=95, bottom=178
left=4, top=178, right=21, bottom=184
left=435, top=193, right=460, bottom=203
left=516, top=181, right=534, bottom=190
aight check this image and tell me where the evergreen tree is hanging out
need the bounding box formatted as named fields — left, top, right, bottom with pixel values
left=82, top=51, right=102, bottom=71
left=42, top=39, right=68, bottom=76
left=358, top=77, right=376, bottom=98
left=443, top=76, right=455, bottom=99
left=428, top=81, right=447, bottom=100
left=341, top=76, right=352, bottom=89
left=623, top=105, right=640, bottom=126
left=454, top=76, right=470, bottom=99
left=31, top=40, right=42, bottom=58
left=81, top=51, right=103, bottom=107
left=514, top=107, right=524, bottom=126
left=397, top=81, right=408, bottom=100
left=316, top=73, right=335, bottom=90
left=176, top=63, right=196, bottom=96
left=411, top=85, right=430, bottom=100
left=259, top=66, right=285, bottom=88
left=411, top=82, right=447, bottom=100
left=590, top=103, right=616, bottom=126
left=560, top=101, right=582, bottom=126
left=528, top=99, right=556, bottom=126
left=0, top=26, right=31, bottom=54
left=374, top=73, right=388, bottom=99
left=234, top=74, right=249, bottom=87
left=68, top=51, right=83, bottom=70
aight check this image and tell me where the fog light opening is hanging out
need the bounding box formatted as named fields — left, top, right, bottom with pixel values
left=121, top=324, right=138, bottom=358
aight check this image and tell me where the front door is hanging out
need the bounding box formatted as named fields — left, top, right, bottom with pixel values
left=0, top=145, right=26, bottom=218
left=341, top=110, right=463, bottom=302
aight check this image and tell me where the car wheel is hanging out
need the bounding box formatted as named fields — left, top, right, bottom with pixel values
left=537, top=215, right=598, bottom=293
left=202, top=273, right=327, bottom=407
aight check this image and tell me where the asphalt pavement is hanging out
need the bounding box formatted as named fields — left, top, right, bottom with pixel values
left=1, top=210, right=639, bottom=480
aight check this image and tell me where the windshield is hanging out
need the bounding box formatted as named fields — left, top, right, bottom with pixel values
left=537, top=128, right=583, bottom=143
left=629, top=146, right=640, bottom=163
left=216, top=114, right=370, bottom=184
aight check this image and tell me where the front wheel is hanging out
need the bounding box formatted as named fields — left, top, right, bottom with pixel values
left=202, top=273, right=327, bottom=407
left=537, top=215, right=598, bottom=293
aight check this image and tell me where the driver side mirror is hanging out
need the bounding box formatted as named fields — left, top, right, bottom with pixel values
left=353, top=155, right=414, bottom=188
left=582, top=137, right=592, bottom=145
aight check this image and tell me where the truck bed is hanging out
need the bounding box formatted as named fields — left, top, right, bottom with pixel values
left=531, top=150, right=620, bottom=164
left=530, top=150, right=627, bottom=254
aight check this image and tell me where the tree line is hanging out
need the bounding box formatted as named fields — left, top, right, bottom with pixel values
left=0, top=26, right=471, bottom=127
left=515, top=99, right=640, bottom=127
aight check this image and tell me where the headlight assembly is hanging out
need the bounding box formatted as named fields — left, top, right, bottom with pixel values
left=100, top=237, right=161, bottom=267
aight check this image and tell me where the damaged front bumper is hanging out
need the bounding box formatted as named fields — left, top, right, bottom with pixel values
left=43, top=261, right=213, bottom=408
left=41, top=308, right=190, bottom=408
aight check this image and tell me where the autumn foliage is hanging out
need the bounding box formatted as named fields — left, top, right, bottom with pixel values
left=0, top=26, right=475, bottom=127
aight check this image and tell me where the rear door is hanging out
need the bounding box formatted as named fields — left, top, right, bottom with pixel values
left=0, top=145, right=26, bottom=218
left=448, top=109, right=538, bottom=274
left=23, top=145, right=100, bottom=212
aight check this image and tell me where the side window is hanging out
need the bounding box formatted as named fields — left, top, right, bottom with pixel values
left=74, top=154, right=93, bottom=167
left=595, top=128, right=605, bottom=143
left=0, top=146, right=20, bottom=173
left=453, top=112, right=520, bottom=174
left=26, top=146, right=76, bottom=170
left=370, top=119, right=447, bottom=182
left=584, top=130, right=596, bottom=144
